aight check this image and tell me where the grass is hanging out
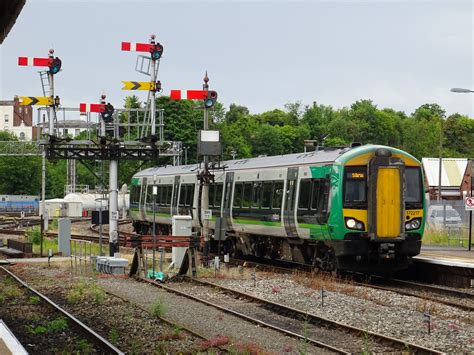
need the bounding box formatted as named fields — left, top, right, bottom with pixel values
left=422, top=229, right=469, bottom=247
left=109, top=327, right=119, bottom=345
left=151, top=298, right=167, bottom=318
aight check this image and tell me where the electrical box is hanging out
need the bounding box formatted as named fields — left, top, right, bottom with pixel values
left=58, top=218, right=71, bottom=256
left=171, top=215, right=192, bottom=270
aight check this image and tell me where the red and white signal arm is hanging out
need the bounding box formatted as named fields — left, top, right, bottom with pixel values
left=18, top=57, right=51, bottom=66
left=79, top=103, right=105, bottom=113
left=465, top=197, right=474, bottom=211
left=170, top=90, right=208, bottom=100
left=121, top=42, right=154, bottom=52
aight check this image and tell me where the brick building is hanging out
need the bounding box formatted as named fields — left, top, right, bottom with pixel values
left=0, top=96, right=37, bottom=140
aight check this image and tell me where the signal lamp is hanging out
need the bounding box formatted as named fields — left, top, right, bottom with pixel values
left=101, top=103, right=114, bottom=123
left=150, top=43, right=163, bottom=60
left=49, top=57, right=62, bottom=75
left=204, top=90, right=218, bottom=108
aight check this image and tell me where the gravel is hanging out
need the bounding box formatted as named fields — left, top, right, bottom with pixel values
left=98, top=277, right=333, bottom=354
left=203, top=268, right=474, bottom=353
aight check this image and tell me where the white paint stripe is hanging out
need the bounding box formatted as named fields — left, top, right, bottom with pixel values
left=28, top=58, right=34, bottom=66
left=131, top=42, right=137, bottom=51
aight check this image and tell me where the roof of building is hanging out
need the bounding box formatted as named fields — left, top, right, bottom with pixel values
left=422, top=158, right=468, bottom=188
left=0, top=0, right=26, bottom=44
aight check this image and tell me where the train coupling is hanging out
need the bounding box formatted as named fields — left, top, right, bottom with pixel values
left=379, top=243, right=396, bottom=259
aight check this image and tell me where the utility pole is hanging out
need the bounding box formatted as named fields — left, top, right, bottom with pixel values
left=437, top=118, right=443, bottom=201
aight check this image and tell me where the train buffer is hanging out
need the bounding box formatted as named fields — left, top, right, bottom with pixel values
left=128, top=235, right=199, bottom=278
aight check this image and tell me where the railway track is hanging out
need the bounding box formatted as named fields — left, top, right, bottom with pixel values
left=140, top=275, right=441, bottom=354
left=229, top=256, right=474, bottom=313
left=0, top=266, right=123, bottom=354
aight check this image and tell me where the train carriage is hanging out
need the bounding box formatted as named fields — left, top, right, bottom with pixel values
left=130, top=144, right=425, bottom=273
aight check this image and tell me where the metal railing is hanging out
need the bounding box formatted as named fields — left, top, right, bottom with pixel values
left=70, top=240, right=93, bottom=275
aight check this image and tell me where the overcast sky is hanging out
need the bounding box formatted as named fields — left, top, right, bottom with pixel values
left=1, top=0, right=473, bottom=122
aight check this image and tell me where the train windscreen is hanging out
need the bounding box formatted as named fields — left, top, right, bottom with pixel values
left=343, top=167, right=367, bottom=208
left=405, top=167, right=423, bottom=209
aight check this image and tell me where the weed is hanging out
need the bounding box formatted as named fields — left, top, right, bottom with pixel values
left=109, top=327, right=119, bottom=345
left=0, top=295, right=6, bottom=304
left=66, top=281, right=105, bottom=305
left=47, top=317, right=68, bottom=332
left=29, top=296, right=40, bottom=305
left=361, top=331, right=373, bottom=355
left=130, top=340, right=143, bottom=355
left=26, top=325, right=48, bottom=335
left=151, top=298, right=166, bottom=318
left=77, top=339, right=93, bottom=353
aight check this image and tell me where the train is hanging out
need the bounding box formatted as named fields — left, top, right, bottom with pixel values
left=130, top=144, right=426, bottom=273
left=0, top=195, right=39, bottom=214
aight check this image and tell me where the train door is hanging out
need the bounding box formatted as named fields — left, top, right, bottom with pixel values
left=139, top=177, right=147, bottom=220
left=284, top=167, right=299, bottom=238
left=171, top=176, right=180, bottom=216
left=222, top=172, right=234, bottom=230
left=368, top=155, right=405, bottom=239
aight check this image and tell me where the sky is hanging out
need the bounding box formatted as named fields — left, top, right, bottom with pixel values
left=0, top=0, right=473, bottom=124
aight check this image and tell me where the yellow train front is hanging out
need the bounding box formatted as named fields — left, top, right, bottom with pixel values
left=326, top=145, right=425, bottom=273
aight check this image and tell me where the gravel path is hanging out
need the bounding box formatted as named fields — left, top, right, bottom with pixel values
left=204, top=270, right=474, bottom=353
left=99, top=277, right=334, bottom=354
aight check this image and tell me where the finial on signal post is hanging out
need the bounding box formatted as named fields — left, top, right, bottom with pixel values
left=203, top=71, right=209, bottom=90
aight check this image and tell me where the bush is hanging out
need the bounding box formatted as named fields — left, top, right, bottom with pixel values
left=151, top=298, right=166, bottom=318
left=27, top=226, right=42, bottom=245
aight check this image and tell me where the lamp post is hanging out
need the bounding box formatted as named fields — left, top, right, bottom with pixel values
left=450, top=87, right=473, bottom=250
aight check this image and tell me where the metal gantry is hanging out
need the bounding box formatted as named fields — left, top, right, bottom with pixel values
left=14, top=37, right=182, bottom=256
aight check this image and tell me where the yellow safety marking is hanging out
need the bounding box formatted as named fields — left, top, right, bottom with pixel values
left=19, top=96, right=53, bottom=106
left=377, top=167, right=401, bottom=237
left=343, top=209, right=368, bottom=231
left=121, top=81, right=154, bottom=90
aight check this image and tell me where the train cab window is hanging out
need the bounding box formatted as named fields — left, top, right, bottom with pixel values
left=406, top=167, right=422, bottom=209
left=146, top=185, right=153, bottom=205
left=233, top=183, right=243, bottom=208
left=243, top=183, right=252, bottom=208
left=272, top=182, right=284, bottom=209
left=343, top=167, right=367, bottom=208
left=252, top=182, right=262, bottom=208
left=214, top=184, right=223, bottom=207
left=298, top=179, right=311, bottom=209
left=261, top=182, right=273, bottom=208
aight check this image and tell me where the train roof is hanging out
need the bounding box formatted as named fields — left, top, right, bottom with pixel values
left=133, top=145, right=420, bottom=179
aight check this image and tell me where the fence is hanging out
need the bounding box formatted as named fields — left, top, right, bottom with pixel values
left=424, top=199, right=472, bottom=248
left=70, top=240, right=93, bottom=275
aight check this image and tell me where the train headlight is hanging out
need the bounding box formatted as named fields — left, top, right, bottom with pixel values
left=346, top=218, right=356, bottom=228
left=345, top=217, right=365, bottom=231
left=405, top=218, right=421, bottom=230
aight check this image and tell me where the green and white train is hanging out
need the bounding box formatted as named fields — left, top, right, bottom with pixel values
left=130, top=144, right=426, bottom=272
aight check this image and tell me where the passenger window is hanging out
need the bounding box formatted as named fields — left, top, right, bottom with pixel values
left=214, top=184, right=223, bottom=207
left=272, top=182, right=284, bottom=209
left=311, top=180, right=320, bottom=210
left=233, top=183, right=243, bottom=208
left=186, top=185, right=194, bottom=206
left=261, top=182, right=272, bottom=208
left=298, top=179, right=311, bottom=209
left=243, top=183, right=252, bottom=208
left=209, top=184, right=215, bottom=207
left=179, top=185, right=187, bottom=206
left=252, top=182, right=262, bottom=208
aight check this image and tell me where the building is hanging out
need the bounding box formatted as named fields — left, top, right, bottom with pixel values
left=0, top=97, right=37, bottom=140
left=422, top=158, right=472, bottom=200
left=36, top=119, right=94, bottom=138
